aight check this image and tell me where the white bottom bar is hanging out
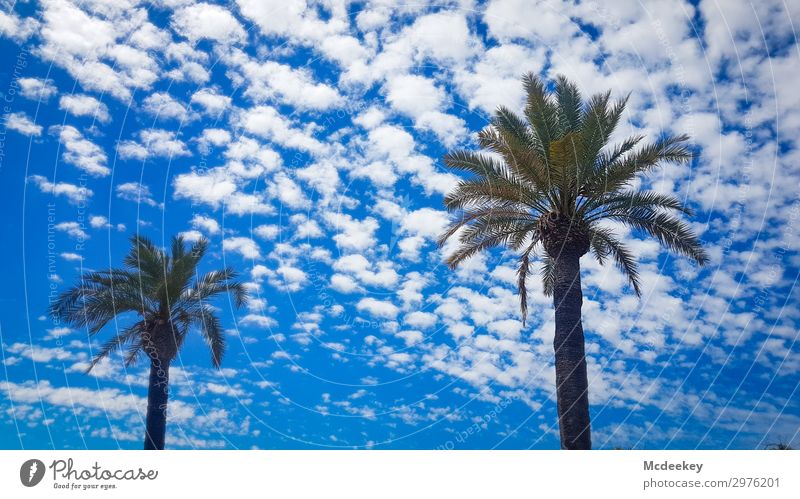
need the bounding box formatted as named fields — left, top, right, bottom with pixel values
left=2, top=451, right=798, bottom=498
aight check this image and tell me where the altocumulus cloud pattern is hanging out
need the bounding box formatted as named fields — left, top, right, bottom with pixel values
left=0, top=0, right=798, bottom=450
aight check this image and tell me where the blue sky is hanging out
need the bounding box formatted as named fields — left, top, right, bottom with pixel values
left=0, top=0, right=798, bottom=450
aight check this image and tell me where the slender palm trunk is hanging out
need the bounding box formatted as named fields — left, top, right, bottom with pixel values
left=552, top=252, right=591, bottom=449
left=144, top=359, right=170, bottom=450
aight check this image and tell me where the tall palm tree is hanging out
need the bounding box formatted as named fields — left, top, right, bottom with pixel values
left=438, top=74, right=708, bottom=449
left=51, top=235, right=247, bottom=450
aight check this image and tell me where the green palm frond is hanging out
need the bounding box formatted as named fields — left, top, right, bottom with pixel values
left=437, top=207, right=537, bottom=247
left=522, top=73, right=560, bottom=156
left=445, top=177, right=549, bottom=213
left=589, top=227, right=642, bottom=296
left=51, top=233, right=249, bottom=371
left=610, top=210, right=709, bottom=265
left=193, top=306, right=224, bottom=368
left=586, top=134, right=693, bottom=196
left=583, top=191, right=693, bottom=220
left=540, top=255, right=556, bottom=297
left=87, top=320, right=146, bottom=372
left=481, top=114, right=555, bottom=196
left=554, top=75, right=582, bottom=133
left=438, top=73, right=707, bottom=321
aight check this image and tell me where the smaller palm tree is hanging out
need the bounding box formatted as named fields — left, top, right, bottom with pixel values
left=51, top=235, right=247, bottom=449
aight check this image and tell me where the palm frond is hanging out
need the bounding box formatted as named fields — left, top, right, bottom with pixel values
left=444, top=177, right=548, bottom=213
left=516, top=238, right=541, bottom=324
left=584, top=191, right=694, bottom=221
left=609, top=210, right=709, bottom=265
left=541, top=255, right=556, bottom=297
left=589, top=227, right=642, bottom=295
left=87, top=321, right=145, bottom=372
left=437, top=207, right=537, bottom=246
left=522, top=72, right=560, bottom=156
left=584, top=134, right=692, bottom=196
left=193, top=306, right=224, bottom=368
left=554, top=75, right=582, bottom=133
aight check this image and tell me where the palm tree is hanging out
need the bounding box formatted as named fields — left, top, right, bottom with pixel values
left=765, top=441, right=795, bottom=450
left=438, top=74, right=708, bottom=449
left=51, top=235, right=247, bottom=449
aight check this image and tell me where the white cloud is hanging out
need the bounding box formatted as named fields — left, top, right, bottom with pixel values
left=55, top=221, right=88, bottom=240
left=50, top=125, right=109, bottom=176
left=223, top=136, right=282, bottom=174
left=234, top=57, right=343, bottom=110
left=404, top=311, right=438, bottom=329
left=0, top=10, right=39, bottom=41
left=28, top=175, right=92, bottom=205
left=173, top=168, right=274, bottom=215
left=171, top=3, right=246, bottom=44
left=18, top=77, right=57, bottom=101
left=6, top=343, right=75, bottom=362
left=324, top=212, right=379, bottom=252
left=488, top=318, right=523, bottom=340
left=89, top=215, right=108, bottom=228
left=269, top=173, right=309, bottom=209
left=59, top=94, right=111, bottom=122
left=141, top=92, right=194, bottom=122
left=291, top=214, right=323, bottom=239
left=330, top=274, right=362, bottom=294
left=273, top=265, right=308, bottom=292
left=360, top=124, right=458, bottom=195
left=484, top=0, right=580, bottom=44
left=239, top=314, right=277, bottom=328
left=1, top=379, right=197, bottom=421
left=118, top=129, right=190, bottom=159
left=35, top=0, right=158, bottom=100
left=164, top=40, right=211, bottom=84
left=191, top=214, right=221, bottom=235
left=395, top=330, right=423, bottom=347
left=236, top=0, right=346, bottom=45
left=223, top=236, right=261, bottom=259
left=356, top=298, right=399, bottom=319
left=353, top=107, right=386, bottom=129
left=46, top=326, right=73, bottom=339
left=116, top=182, right=158, bottom=207
left=191, top=88, right=232, bottom=116
left=384, top=74, right=467, bottom=146
left=197, top=128, right=232, bottom=154
left=254, top=224, right=280, bottom=240
left=454, top=43, right=546, bottom=114
left=238, top=105, right=326, bottom=154
left=332, top=254, right=399, bottom=288
left=180, top=230, right=204, bottom=242
left=60, top=252, right=83, bottom=261
left=5, top=112, right=42, bottom=136
left=385, top=74, right=446, bottom=118
left=401, top=11, right=479, bottom=64
left=395, top=207, right=451, bottom=261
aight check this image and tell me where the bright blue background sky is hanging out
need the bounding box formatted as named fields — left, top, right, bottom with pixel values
left=0, top=0, right=798, bottom=449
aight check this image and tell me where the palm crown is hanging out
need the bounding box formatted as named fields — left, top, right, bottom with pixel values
left=51, top=235, right=248, bottom=369
left=439, top=73, right=709, bottom=323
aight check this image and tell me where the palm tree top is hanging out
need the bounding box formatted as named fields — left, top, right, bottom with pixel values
left=439, top=73, right=709, bottom=323
left=50, top=234, right=248, bottom=369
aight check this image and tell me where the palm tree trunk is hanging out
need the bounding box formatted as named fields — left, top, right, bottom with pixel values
left=143, top=359, right=170, bottom=450
left=552, top=252, right=591, bottom=449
